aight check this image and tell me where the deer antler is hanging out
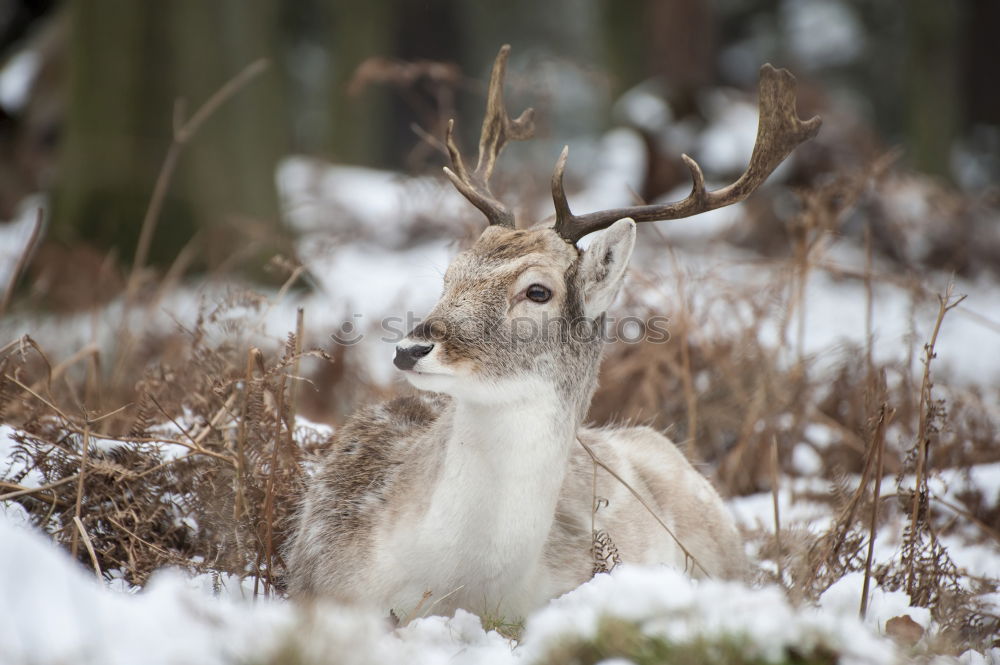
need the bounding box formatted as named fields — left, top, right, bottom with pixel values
left=552, top=64, right=822, bottom=244
left=443, top=44, right=535, bottom=228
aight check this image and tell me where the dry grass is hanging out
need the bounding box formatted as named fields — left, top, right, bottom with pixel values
left=0, top=295, right=339, bottom=591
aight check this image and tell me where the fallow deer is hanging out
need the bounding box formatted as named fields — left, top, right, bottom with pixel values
left=287, top=46, right=820, bottom=619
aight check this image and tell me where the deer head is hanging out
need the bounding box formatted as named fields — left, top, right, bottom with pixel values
left=393, top=45, right=820, bottom=405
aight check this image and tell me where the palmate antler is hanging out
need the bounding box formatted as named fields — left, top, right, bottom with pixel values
left=445, top=47, right=822, bottom=242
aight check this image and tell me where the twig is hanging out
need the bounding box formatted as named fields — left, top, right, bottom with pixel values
left=410, top=122, right=449, bottom=156
left=73, top=516, right=103, bottom=580
left=863, top=220, right=875, bottom=385
left=0, top=208, right=43, bottom=317
left=192, top=391, right=240, bottom=447
left=288, top=307, right=305, bottom=435
left=30, top=343, right=100, bottom=395
left=0, top=475, right=79, bottom=502
left=126, top=59, right=269, bottom=299
left=668, top=246, right=700, bottom=464
left=907, top=285, right=966, bottom=595
left=930, top=494, right=1000, bottom=545
left=769, top=436, right=783, bottom=582
left=71, top=423, right=91, bottom=559
left=254, top=267, right=307, bottom=334
left=4, top=372, right=73, bottom=422
left=576, top=436, right=710, bottom=577
left=262, top=374, right=286, bottom=598
left=147, top=394, right=235, bottom=466
left=9, top=334, right=55, bottom=398
left=2, top=375, right=234, bottom=465
left=111, top=58, right=270, bottom=394
left=234, top=348, right=260, bottom=521
left=822, top=413, right=883, bottom=569
left=860, top=402, right=892, bottom=618
left=420, top=586, right=461, bottom=619
left=87, top=403, right=133, bottom=424
left=152, top=231, right=202, bottom=309
left=106, top=517, right=175, bottom=559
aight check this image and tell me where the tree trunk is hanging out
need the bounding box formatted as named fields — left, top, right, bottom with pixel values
left=52, top=0, right=289, bottom=275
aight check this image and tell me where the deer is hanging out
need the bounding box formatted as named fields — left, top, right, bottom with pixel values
left=286, top=45, right=821, bottom=619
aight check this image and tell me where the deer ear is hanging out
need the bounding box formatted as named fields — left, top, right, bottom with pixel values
left=578, top=218, right=636, bottom=318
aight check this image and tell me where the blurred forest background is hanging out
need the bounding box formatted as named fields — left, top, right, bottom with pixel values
left=1, top=0, right=998, bottom=306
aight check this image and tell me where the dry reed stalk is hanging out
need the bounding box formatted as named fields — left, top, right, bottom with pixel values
left=668, top=248, right=700, bottom=463
left=73, top=515, right=103, bottom=580
left=29, top=343, right=99, bottom=395
left=864, top=221, right=875, bottom=386
left=84, top=347, right=103, bottom=426
left=0, top=208, right=43, bottom=317
left=907, top=285, right=966, bottom=595
left=254, top=263, right=307, bottom=334
left=106, top=516, right=174, bottom=559
left=148, top=395, right=237, bottom=467
left=0, top=475, right=77, bottom=502
left=816, top=411, right=883, bottom=575
left=192, top=392, right=240, bottom=449
left=930, top=495, right=1000, bottom=545
left=8, top=334, right=55, bottom=399
left=770, top=436, right=783, bottom=582
left=234, top=348, right=261, bottom=522
left=288, top=307, right=305, bottom=433
left=860, top=400, right=892, bottom=618
left=262, top=374, right=287, bottom=597
left=4, top=371, right=72, bottom=422
left=152, top=231, right=202, bottom=309
left=70, top=423, right=91, bottom=559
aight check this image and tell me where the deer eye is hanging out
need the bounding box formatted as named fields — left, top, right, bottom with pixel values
left=525, top=284, right=552, bottom=303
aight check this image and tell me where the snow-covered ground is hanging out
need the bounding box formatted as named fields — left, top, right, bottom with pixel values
left=7, top=510, right=994, bottom=665
left=2, top=408, right=999, bottom=664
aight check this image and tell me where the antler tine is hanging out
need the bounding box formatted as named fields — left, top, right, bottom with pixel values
left=443, top=44, right=535, bottom=228
left=553, top=63, right=822, bottom=244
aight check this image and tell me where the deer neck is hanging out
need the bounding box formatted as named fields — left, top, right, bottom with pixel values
left=408, top=376, right=587, bottom=599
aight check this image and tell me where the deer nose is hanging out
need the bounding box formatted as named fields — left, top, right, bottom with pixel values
left=393, top=343, right=434, bottom=371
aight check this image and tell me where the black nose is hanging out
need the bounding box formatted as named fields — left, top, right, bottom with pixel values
left=393, top=343, right=434, bottom=371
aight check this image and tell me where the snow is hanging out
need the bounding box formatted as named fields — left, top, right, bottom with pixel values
left=0, top=197, right=44, bottom=292
left=615, top=82, right=672, bottom=132
left=781, top=0, right=865, bottom=69
left=522, top=565, right=897, bottom=665
left=276, top=157, right=471, bottom=245
left=0, top=514, right=919, bottom=665
left=959, top=649, right=1000, bottom=665
left=819, top=572, right=931, bottom=632
left=698, top=92, right=761, bottom=176
left=0, top=424, right=44, bottom=489
left=792, top=442, right=824, bottom=475
left=0, top=48, right=40, bottom=114
left=546, top=128, right=647, bottom=226
left=0, top=516, right=512, bottom=665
